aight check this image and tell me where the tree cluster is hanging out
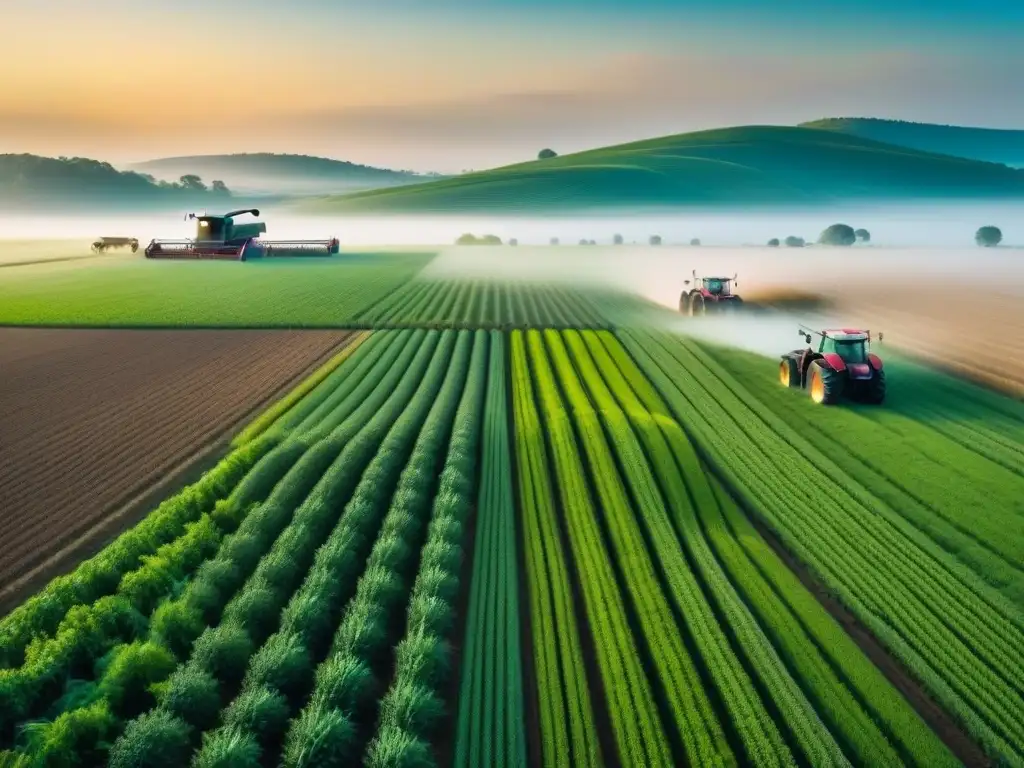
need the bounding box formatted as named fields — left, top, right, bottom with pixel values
left=454, top=233, right=502, bottom=245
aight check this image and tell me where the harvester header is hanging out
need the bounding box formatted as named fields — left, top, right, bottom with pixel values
left=145, top=209, right=340, bottom=261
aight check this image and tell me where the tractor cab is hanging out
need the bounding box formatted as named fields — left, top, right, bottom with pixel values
left=188, top=209, right=267, bottom=245
left=701, top=277, right=734, bottom=297
left=817, top=330, right=872, bottom=364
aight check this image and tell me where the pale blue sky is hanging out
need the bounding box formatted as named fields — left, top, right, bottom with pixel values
left=1, top=0, right=1020, bottom=171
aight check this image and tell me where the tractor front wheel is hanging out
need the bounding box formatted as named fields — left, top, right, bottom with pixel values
left=808, top=360, right=841, bottom=404
left=864, top=368, right=886, bottom=404
left=779, top=358, right=799, bottom=388
left=678, top=292, right=688, bottom=313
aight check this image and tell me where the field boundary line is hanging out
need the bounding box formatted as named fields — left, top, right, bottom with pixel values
left=0, top=331, right=356, bottom=617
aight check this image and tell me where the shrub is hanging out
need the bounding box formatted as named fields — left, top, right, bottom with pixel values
left=187, top=559, right=243, bottom=623
left=415, top=564, right=459, bottom=603
left=537, top=148, right=557, bottom=159
left=371, top=533, right=412, bottom=572
left=975, top=225, right=1002, bottom=246
left=222, top=587, right=279, bottom=643
left=365, top=725, right=437, bottom=768
left=191, top=624, right=254, bottom=685
left=379, top=679, right=445, bottom=739
left=649, top=235, right=662, bottom=245
left=310, top=653, right=375, bottom=713
left=223, top=684, right=291, bottom=744
left=243, top=631, right=312, bottom=701
left=150, top=601, right=205, bottom=660
left=334, top=601, right=387, bottom=661
left=818, top=223, right=856, bottom=246
left=156, top=665, right=222, bottom=730
left=221, top=534, right=265, bottom=574
left=854, top=227, right=871, bottom=242
left=690, top=238, right=701, bottom=246
left=21, top=699, right=115, bottom=767
left=192, top=726, right=262, bottom=768
left=407, top=594, right=454, bottom=636
left=395, top=631, right=450, bottom=688
left=281, top=707, right=357, bottom=768
left=613, top=233, right=623, bottom=245
left=108, top=710, right=192, bottom=768
left=767, top=238, right=780, bottom=247
left=784, top=236, right=805, bottom=247
left=98, top=641, right=177, bottom=718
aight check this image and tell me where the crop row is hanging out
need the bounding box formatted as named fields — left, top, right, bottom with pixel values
left=617, top=328, right=1024, bottom=764
left=355, top=279, right=615, bottom=329
left=509, top=328, right=958, bottom=768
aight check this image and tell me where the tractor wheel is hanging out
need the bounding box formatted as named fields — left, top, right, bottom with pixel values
left=779, top=358, right=799, bottom=388
left=689, top=293, right=705, bottom=316
left=807, top=360, right=842, bottom=405
left=864, top=368, right=886, bottom=404
left=678, top=292, right=688, bottom=313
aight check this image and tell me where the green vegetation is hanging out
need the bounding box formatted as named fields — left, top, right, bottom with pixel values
left=802, top=117, right=1024, bottom=167
left=5, top=275, right=1024, bottom=767
left=0, top=254, right=431, bottom=327
left=299, top=125, right=1024, bottom=213
left=128, top=153, right=439, bottom=195
left=0, top=154, right=231, bottom=211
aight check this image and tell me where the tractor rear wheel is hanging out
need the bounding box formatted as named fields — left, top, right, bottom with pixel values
left=690, top=293, right=705, bottom=316
left=779, top=358, right=799, bottom=388
left=864, top=368, right=886, bottom=404
left=808, top=360, right=841, bottom=404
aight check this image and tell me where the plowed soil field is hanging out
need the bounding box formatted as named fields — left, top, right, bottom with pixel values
left=0, top=328, right=353, bottom=605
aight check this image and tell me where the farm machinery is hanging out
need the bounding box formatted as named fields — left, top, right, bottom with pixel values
left=92, top=236, right=139, bottom=253
left=680, top=270, right=744, bottom=315
left=780, top=327, right=886, bottom=405
left=144, top=209, right=340, bottom=261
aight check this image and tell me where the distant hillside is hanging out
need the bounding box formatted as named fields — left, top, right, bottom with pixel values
left=801, top=118, right=1024, bottom=167
left=298, top=126, right=1024, bottom=214
left=0, top=154, right=231, bottom=211
left=128, top=153, right=441, bottom=195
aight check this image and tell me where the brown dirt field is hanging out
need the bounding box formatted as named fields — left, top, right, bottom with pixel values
left=0, top=328, right=353, bottom=596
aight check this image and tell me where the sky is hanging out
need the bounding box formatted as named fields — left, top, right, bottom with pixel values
left=1, top=0, right=1022, bottom=173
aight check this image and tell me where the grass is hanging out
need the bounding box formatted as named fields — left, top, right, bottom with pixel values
left=299, top=125, right=1024, bottom=214
left=0, top=253, right=432, bottom=327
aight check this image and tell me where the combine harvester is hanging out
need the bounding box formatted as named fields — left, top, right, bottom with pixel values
left=92, top=236, right=139, bottom=253
left=780, top=326, right=886, bottom=405
left=144, top=209, right=340, bottom=261
left=680, top=270, right=744, bottom=314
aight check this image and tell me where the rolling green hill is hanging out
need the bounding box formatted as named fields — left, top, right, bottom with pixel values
left=801, top=118, right=1024, bottom=167
left=297, top=126, right=1024, bottom=214
left=129, top=153, right=443, bottom=195
left=0, top=154, right=231, bottom=212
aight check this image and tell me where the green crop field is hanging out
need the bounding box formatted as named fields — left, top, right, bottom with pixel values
left=2, top=275, right=1024, bottom=768
left=298, top=125, right=1024, bottom=214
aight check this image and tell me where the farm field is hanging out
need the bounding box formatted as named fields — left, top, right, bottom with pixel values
left=2, top=313, right=1023, bottom=767
left=0, top=254, right=431, bottom=327
left=0, top=327, right=359, bottom=613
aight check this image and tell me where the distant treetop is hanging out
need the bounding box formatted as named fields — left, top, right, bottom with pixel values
left=537, top=148, right=558, bottom=160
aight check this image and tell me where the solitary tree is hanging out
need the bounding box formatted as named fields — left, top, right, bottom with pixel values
left=784, top=235, right=806, bottom=247
left=767, top=238, right=780, bottom=247
left=613, top=233, right=624, bottom=245
left=550, top=237, right=560, bottom=245
left=579, top=238, right=589, bottom=245
left=538, top=148, right=558, bottom=160
left=480, top=234, right=502, bottom=245
left=854, top=228, right=871, bottom=243
left=818, top=223, right=856, bottom=246
left=975, top=225, right=1003, bottom=247
left=690, top=238, right=701, bottom=246
left=210, top=180, right=230, bottom=195
left=509, top=238, right=518, bottom=246
left=455, top=233, right=478, bottom=245
left=649, top=235, right=662, bottom=245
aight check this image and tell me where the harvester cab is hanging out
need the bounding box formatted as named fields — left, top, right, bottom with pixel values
left=680, top=269, right=744, bottom=315
left=781, top=327, right=885, bottom=405
left=145, top=209, right=340, bottom=261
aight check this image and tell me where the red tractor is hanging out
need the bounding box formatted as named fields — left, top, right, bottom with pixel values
left=680, top=270, right=744, bottom=315
left=780, top=327, right=885, bottom=405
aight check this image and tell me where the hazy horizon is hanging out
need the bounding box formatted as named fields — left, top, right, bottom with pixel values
left=2, top=0, right=1022, bottom=173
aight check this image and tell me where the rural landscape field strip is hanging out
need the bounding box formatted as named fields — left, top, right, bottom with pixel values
left=454, top=332, right=528, bottom=768
left=0, top=254, right=432, bottom=327
left=595, top=331, right=958, bottom=766
left=709, top=345, right=1024, bottom=604
left=508, top=334, right=602, bottom=768
left=616, top=328, right=1024, bottom=764
left=355, top=279, right=614, bottom=328
left=514, top=330, right=678, bottom=767
left=0, top=328, right=356, bottom=607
